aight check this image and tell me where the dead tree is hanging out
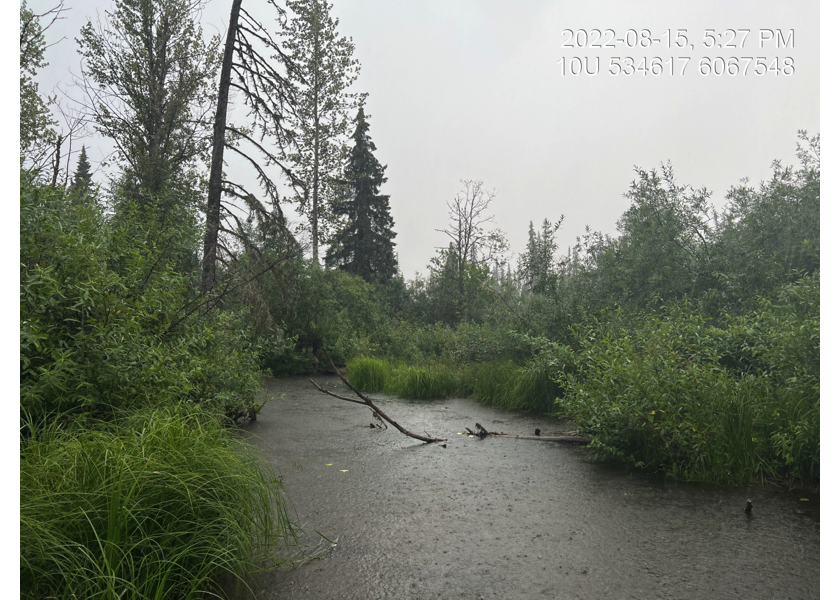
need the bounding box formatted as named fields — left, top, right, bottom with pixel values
left=202, top=0, right=301, bottom=294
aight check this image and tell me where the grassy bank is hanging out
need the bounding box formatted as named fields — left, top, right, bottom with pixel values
left=21, top=406, right=297, bottom=600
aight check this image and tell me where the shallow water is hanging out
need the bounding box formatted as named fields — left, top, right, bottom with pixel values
left=243, top=376, right=819, bottom=600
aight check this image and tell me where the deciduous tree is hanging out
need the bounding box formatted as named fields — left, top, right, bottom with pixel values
left=282, top=0, right=359, bottom=263
left=20, top=1, right=62, bottom=172
left=77, top=0, right=219, bottom=210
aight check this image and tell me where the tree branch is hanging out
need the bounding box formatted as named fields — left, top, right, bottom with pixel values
left=311, top=353, right=447, bottom=443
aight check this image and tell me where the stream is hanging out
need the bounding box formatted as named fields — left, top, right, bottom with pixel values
left=242, top=375, right=819, bottom=600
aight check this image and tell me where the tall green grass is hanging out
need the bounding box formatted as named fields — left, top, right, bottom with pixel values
left=386, top=363, right=460, bottom=399
left=20, top=406, right=297, bottom=600
left=346, top=357, right=391, bottom=393
left=346, top=357, right=561, bottom=411
left=463, top=361, right=561, bottom=412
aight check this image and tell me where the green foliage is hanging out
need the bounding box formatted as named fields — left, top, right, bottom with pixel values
left=20, top=1, right=57, bottom=167
left=70, top=145, right=94, bottom=200
left=21, top=406, right=297, bottom=600
left=460, top=361, right=520, bottom=403
left=346, top=358, right=458, bottom=399
left=518, top=218, right=563, bottom=294
left=706, top=132, right=819, bottom=313
left=20, top=174, right=263, bottom=419
left=346, top=357, right=391, bottom=393
left=77, top=0, right=220, bottom=205
left=556, top=288, right=819, bottom=486
left=347, top=354, right=564, bottom=412
left=282, top=0, right=360, bottom=260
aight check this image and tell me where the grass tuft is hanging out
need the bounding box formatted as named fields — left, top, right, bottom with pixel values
left=346, top=357, right=391, bottom=392
left=386, top=363, right=459, bottom=399
left=20, top=405, right=298, bottom=600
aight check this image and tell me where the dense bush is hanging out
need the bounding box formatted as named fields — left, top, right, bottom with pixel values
left=556, top=282, right=819, bottom=486
left=20, top=177, right=263, bottom=419
left=20, top=175, right=292, bottom=596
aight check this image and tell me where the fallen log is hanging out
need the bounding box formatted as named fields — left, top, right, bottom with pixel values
left=486, top=433, right=590, bottom=444
left=464, top=423, right=590, bottom=445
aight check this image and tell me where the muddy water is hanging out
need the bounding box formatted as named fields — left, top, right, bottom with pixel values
left=243, top=376, right=819, bottom=600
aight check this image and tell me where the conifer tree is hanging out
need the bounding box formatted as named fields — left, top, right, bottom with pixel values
left=71, top=145, right=93, bottom=197
left=518, top=217, right=562, bottom=293
left=326, top=104, right=397, bottom=283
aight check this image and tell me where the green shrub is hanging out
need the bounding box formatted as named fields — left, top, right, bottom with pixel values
left=19, top=175, right=263, bottom=419
left=556, top=292, right=819, bottom=486
left=20, top=406, right=297, bottom=600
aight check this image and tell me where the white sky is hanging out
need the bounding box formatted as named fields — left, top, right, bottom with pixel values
left=26, top=0, right=820, bottom=278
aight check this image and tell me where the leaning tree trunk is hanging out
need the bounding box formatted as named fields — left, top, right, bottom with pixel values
left=201, top=0, right=242, bottom=293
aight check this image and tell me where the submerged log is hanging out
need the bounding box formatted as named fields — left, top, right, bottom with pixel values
left=465, top=423, right=590, bottom=445
left=487, top=433, right=590, bottom=444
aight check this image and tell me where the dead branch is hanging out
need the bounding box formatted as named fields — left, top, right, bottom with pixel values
left=310, top=354, right=446, bottom=443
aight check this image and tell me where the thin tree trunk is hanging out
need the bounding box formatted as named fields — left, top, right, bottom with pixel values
left=201, top=0, right=241, bottom=293
left=312, top=112, right=320, bottom=262
left=311, top=23, right=321, bottom=264
left=51, top=133, right=62, bottom=187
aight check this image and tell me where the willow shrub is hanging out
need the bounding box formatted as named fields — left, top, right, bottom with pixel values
left=20, top=175, right=263, bottom=419
left=20, top=406, right=297, bottom=600
left=557, top=286, right=819, bottom=486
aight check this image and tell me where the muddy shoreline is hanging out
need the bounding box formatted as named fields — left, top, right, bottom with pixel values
left=242, top=376, right=819, bottom=600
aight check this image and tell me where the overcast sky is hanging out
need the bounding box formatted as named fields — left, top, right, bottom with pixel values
left=28, top=0, right=820, bottom=279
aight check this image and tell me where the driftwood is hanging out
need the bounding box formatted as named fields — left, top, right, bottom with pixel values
left=309, top=354, right=446, bottom=443
left=465, top=423, right=590, bottom=445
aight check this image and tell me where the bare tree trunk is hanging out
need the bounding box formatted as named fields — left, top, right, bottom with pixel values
left=312, top=112, right=320, bottom=262
left=51, top=133, right=62, bottom=187
left=201, top=0, right=242, bottom=293
left=311, top=23, right=321, bottom=264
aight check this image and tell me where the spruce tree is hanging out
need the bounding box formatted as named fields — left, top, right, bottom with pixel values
left=326, top=104, right=398, bottom=283
left=71, top=145, right=93, bottom=197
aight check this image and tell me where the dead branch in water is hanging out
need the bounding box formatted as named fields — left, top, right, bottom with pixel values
left=309, top=354, right=446, bottom=443
left=465, top=423, right=590, bottom=445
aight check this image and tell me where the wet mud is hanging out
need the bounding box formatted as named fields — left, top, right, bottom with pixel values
left=243, top=376, right=819, bottom=600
